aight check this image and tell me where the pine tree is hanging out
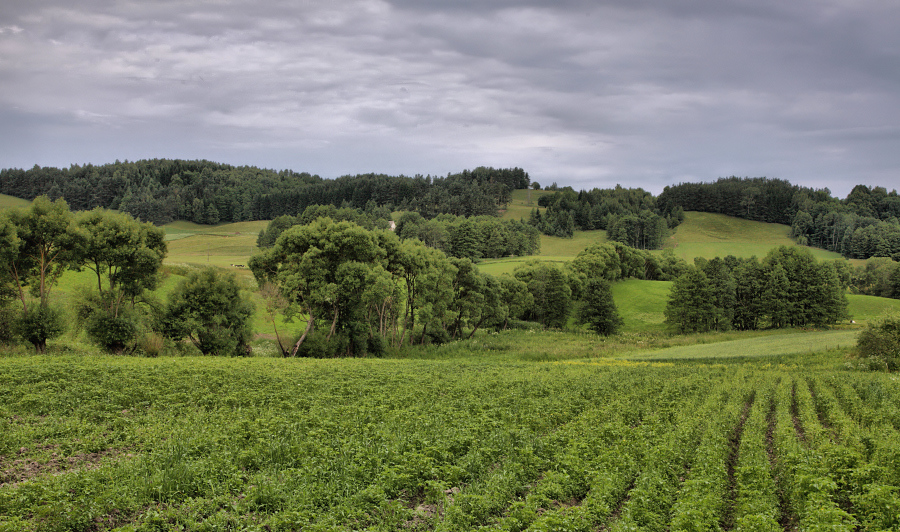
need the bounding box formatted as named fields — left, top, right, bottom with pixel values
left=577, top=278, right=623, bottom=336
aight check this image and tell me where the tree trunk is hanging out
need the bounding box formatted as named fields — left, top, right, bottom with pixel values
left=326, top=306, right=339, bottom=341
left=290, top=314, right=315, bottom=357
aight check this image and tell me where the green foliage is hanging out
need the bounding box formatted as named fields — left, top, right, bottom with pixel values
left=577, top=278, right=622, bottom=336
left=667, top=247, right=849, bottom=333
left=665, top=268, right=716, bottom=333
left=856, top=313, right=900, bottom=371
left=160, top=268, right=254, bottom=356
left=77, top=208, right=167, bottom=297
left=1, top=160, right=528, bottom=224
left=0, top=301, right=17, bottom=344
left=1, top=196, right=82, bottom=308
left=513, top=261, right=572, bottom=329
left=15, top=304, right=64, bottom=353
left=531, top=185, right=673, bottom=247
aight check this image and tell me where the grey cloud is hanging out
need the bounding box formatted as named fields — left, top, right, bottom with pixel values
left=1, top=0, right=898, bottom=197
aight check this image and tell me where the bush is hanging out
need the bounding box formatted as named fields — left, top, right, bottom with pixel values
left=856, top=314, right=900, bottom=371
left=17, top=305, right=65, bottom=353
left=159, top=268, right=254, bottom=357
left=73, top=288, right=144, bottom=354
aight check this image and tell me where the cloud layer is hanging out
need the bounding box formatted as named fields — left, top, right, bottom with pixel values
left=2, top=0, right=899, bottom=195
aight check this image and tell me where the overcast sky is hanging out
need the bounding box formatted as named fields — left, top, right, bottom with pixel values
left=2, top=0, right=899, bottom=197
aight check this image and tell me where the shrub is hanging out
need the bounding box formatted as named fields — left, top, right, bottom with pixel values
left=856, top=313, right=900, bottom=371
left=17, top=305, right=65, bottom=354
left=85, top=312, right=138, bottom=355
left=159, top=268, right=254, bottom=357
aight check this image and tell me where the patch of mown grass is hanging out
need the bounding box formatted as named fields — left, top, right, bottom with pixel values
left=621, top=329, right=858, bottom=362
left=477, top=256, right=570, bottom=276
left=539, top=229, right=606, bottom=256
left=499, top=188, right=552, bottom=221
left=476, top=230, right=605, bottom=276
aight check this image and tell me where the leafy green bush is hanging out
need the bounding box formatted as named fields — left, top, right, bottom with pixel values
left=158, top=268, right=254, bottom=357
left=16, top=304, right=65, bottom=353
left=856, top=313, right=900, bottom=371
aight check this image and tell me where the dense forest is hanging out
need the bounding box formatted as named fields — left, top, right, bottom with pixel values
left=657, top=177, right=900, bottom=260
left=4, top=159, right=898, bottom=259
left=0, top=160, right=529, bottom=225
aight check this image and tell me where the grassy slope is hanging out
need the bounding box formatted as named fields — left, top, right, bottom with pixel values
left=612, top=279, right=671, bottom=333
left=847, top=293, right=900, bottom=322
left=666, top=211, right=843, bottom=261
left=499, top=188, right=551, bottom=221
left=0, top=193, right=30, bottom=210
left=161, top=220, right=268, bottom=277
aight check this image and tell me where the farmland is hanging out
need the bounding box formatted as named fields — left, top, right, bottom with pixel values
left=4, top=193, right=900, bottom=530
left=3, top=338, right=900, bottom=531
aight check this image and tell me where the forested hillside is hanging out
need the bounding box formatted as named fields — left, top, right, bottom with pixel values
left=3, top=160, right=899, bottom=260
left=0, top=160, right=529, bottom=225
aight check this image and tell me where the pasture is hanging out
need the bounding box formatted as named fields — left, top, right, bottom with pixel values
left=498, top=188, right=551, bottom=221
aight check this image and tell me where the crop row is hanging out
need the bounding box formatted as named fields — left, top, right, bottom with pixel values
left=4, top=357, right=900, bottom=530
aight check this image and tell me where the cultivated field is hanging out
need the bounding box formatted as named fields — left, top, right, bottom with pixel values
left=3, top=338, right=900, bottom=531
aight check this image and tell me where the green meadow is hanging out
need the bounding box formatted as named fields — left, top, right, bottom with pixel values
left=0, top=193, right=30, bottom=210
left=498, top=188, right=551, bottom=221
left=665, top=211, right=844, bottom=261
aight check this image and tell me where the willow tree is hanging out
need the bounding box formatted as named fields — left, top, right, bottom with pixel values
left=250, top=217, right=391, bottom=356
left=0, top=197, right=83, bottom=352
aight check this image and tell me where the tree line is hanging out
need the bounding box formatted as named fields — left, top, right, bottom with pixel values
left=665, top=246, right=849, bottom=333
left=0, top=160, right=529, bottom=225
left=658, top=177, right=900, bottom=260
left=257, top=206, right=542, bottom=261
left=0, top=197, right=255, bottom=356
left=250, top=218, right=701, bottom=357
left=525, top=185, right=681, bottom=249
left=848, top=257, right=900, bottom=299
